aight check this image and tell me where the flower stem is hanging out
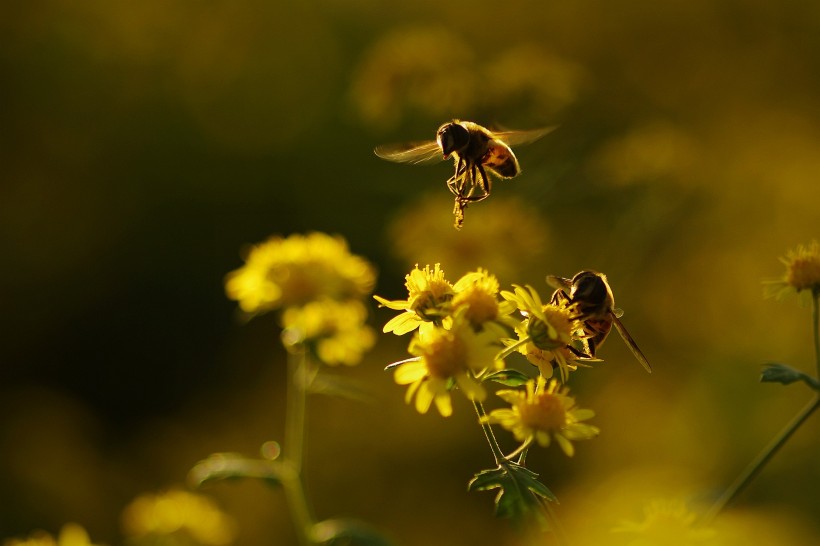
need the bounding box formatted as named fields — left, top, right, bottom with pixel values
left=702, top=394, right=820, bottom=523
left=282, top=346, right=317, bottom=545
left=812, top=290, right=820, bottom=380
left=472, top=400, right=506, bottom=464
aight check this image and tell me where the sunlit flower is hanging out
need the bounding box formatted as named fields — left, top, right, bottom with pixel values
left=765, top=240, right=820, bottom=299
left=483, top=376, right=598, bottom=456
left=613, top=499, right=714, bottom=545
left=501, top=285, right=585, bottom=381
left=225, top=232, right=376, bottom=314
left=281, top=300, right=375, bottom=366
left=452, top=269, right=517, bottom=330
left=391, top=317, right=503, bottom=417
left=4, top=525, right=96, bottom=546
left=121, top=489, right=237, bottom=546
left=374, top=264, right=454, bottom=335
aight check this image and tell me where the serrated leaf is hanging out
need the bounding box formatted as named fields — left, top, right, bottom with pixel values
left=311, top=518, right=395, bottom=546
left=483, top=369, right=531, bottom=387
left=188, top=453, right=282, bottom=488
left=761, top=363, right=820, bottom=390
left=468, top=461, right=557, bottom=528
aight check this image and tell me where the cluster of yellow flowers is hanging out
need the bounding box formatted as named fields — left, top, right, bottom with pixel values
left=376, top=264, right=599, bottom=456
left=225, top=232, right=377, bottom=366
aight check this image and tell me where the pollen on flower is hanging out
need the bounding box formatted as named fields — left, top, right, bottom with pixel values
left=528, top=304, right=574, bottom=350
left=407, top=264, right=455, bottom=320
left=416, top=327, right=468, bottom=378
left=484, top=376, right=598, bottom=456
left=452, top=269, right=509, bottom=328
left=519, top=391, right=567, bottom=432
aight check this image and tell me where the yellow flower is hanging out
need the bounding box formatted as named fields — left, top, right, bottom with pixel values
left=121, top=489, right=237, bottom=546
left=225, top=232, right=376, bottom=314
left=452, top=269, right=517, bottom=330
left=391, top=318, right=503, bottom=417
left=501, top=285, right=585, bottom=381
left=374, top=264, right=454, bottom=335
left=281, top=300, right=375, bottom=366
left=613, top=499, right=715, bottom=545
left=4, top=525, right=96, bottom=546
left=484, top=376, right=598, bottom=456
left=766, top=240, right=820, bottom=299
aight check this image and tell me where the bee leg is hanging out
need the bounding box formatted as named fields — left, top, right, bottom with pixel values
left=476, top=164, right=492, bottom=195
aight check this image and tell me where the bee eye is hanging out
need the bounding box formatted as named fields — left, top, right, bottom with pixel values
left=437, top=123, right=470, bottom=156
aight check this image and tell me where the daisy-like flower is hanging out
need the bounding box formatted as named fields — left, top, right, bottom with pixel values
left=452, top=269, right=518, bottom=330
left=613, top=499, right=715, bottom=545
left=225, top=232, right=376, bottom=314
left=391, top=315, right=503, bottom=417
left=281, top=300, right=376, bottom=366
left=121, top=489, right=237, bottom=546
left=483, top=376, right=599, bottom=456
left=374, top=264, right=455, bottom=335
left=766, top=240, right=820, bottom=300
left=501, top=285, right=585, bottom=381
left=4, top=525, right=96, bottom=546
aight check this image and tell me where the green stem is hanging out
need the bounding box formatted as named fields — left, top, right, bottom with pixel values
left=702, top=395, right=820, bottom=523
left=473, top=400, right=506, bottom=464
left=282, top=346, right=317, bottom=545
left=812, top=290, right=820, bottom=380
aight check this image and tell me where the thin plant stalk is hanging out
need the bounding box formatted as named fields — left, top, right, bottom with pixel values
left=473, top=399, right=506, bottom=464
left=281, top=346, right=318, bottom=545
left=703, top=293, right=820, bottom=523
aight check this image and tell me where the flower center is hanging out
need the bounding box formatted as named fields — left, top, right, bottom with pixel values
left=519, top=394, right=566, bottom=432
left=786, top=256, right=820, bottom=291
left=422, top=332, right=467, bottom=378
left=453, top=288, right=498, bottom=326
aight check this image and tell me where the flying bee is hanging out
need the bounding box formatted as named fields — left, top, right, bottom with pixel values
left=547, top=270, right=652, bottom=373
left=374, top=120, right=554, bottom=228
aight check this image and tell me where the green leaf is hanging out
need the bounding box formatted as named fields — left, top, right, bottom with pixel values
left=188, top=452, right=282, bottom=488
left=468, top=461, right=557, bottom=528
left=483, top=369, right=531, bottom=387
left=311, top=519, right=395, bottom=546
left=761, top=363, right=820, bottom=390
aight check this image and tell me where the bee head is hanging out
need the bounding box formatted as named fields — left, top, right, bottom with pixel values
left=571, top=270, right=613, bottom=307
left=436, top=122, right=470, bottom=157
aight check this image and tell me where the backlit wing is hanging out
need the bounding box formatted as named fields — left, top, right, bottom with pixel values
left=611, top=313, right=652, bottom=373
left=374, top=140, right=444, bottom=165
left=492, top=126, right=557, bottom=148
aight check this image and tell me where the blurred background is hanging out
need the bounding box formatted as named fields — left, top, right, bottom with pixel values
left=1, top=0, right=819, bottom=544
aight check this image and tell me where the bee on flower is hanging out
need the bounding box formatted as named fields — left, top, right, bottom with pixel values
left=500, top=284, right=591, bottom=381
left=482, top=376, right=599, bottom=457
left=388, top=313, right=505, bottom=417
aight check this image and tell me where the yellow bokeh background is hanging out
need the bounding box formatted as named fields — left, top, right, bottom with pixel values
left=2, top=0, right=819, bottom=544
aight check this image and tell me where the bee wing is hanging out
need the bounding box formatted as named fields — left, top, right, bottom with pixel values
left=374, top=140, right=444, bottom=165
left=492, top=126, right=557, bottom=148
left=610, top=312, right=652, bottom=373
left=546, top=275, right=573, bottom=292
